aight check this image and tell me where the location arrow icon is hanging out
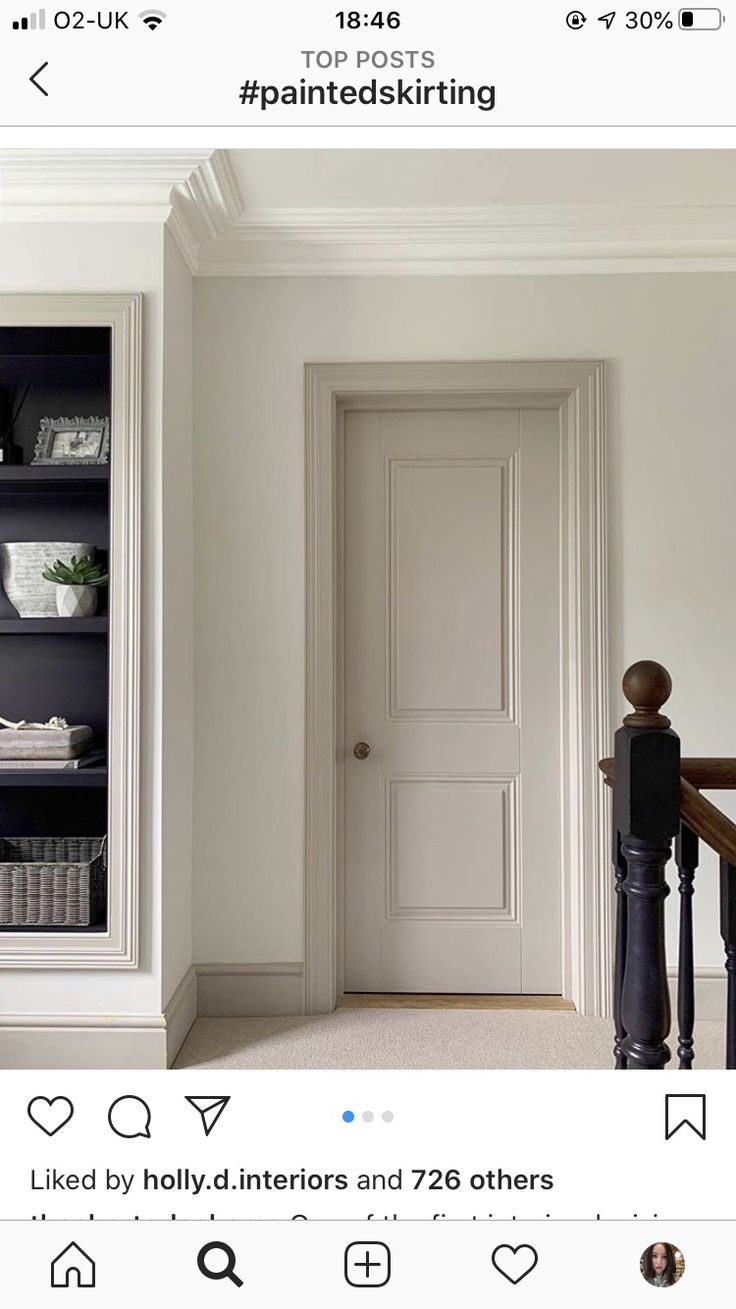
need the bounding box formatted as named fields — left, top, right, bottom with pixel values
left=598, top=10, right=616, bottom=27
left=185, top=1095, right=231, bottom=1137
left=29, top=62, right=49, bottom=96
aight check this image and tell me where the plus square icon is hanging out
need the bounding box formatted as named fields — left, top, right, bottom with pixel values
left=344, top=1241, right=391, bottom=1288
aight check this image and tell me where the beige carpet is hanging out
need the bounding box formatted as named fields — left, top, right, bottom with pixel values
left=174, top=1009, right=726, bottom=1070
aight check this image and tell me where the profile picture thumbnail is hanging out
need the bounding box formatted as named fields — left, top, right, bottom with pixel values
left=640, top=1242, right=685, bottom=1287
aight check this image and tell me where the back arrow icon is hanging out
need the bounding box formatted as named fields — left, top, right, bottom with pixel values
left=30, top=62, right=49, bottom=96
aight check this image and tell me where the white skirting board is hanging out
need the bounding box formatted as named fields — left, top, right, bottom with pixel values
left=0, top=967, right=197, bottom=1070
left=0, top=964, right=302, bottom=1068
left=165, top=965, right=198, bottom=1064
left=0, top=1015, right=168, bottom=1069
left=196, top=963, right=306, bottom=1017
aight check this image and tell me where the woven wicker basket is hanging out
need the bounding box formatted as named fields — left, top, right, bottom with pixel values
left=0, top=835, right=107, bottom=927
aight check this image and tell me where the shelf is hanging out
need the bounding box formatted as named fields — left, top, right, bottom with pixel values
left=0, top=617, right=108, bottom=633
left=0, top=466, right=109, bottom=491
left=0, top=768, right=107, bottom=788
left=1, top=923, right=107, bottom=934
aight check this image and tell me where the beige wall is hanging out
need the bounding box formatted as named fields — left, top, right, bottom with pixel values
left=193, top=270, right=736, bottom=972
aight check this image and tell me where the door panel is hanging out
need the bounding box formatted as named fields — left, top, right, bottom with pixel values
left=390, top=460, right=505, bottom=717
left=343, top=406, right=561, bottom=994
left=388, top=777, right=512, bottom=916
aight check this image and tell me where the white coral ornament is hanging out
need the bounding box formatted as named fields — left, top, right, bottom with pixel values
left=0, top=714, right=70, bottom=731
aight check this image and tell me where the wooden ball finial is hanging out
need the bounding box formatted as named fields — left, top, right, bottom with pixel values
left=622, top=660, right=672, bottom=728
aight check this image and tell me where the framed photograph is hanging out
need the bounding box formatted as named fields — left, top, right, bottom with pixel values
left=32, top=417, right=110, bottom=466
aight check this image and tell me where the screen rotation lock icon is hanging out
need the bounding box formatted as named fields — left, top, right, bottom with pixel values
left=566, top=10, right=587, bottom=27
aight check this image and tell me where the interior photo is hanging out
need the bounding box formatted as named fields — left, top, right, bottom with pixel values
left=0, top=147, right=734, bottom=1070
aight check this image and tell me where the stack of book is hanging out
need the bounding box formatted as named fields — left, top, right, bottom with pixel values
left=0, top=725, right=104, bottom=769
left=0, top=749, right=106, bottom=770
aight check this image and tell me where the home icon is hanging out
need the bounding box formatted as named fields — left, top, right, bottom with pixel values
left=50, top=1241, right=96, bottom=1288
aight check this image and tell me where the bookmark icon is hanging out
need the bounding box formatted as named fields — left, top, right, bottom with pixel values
left=185, top=1095, right=231, bottom=1137
left=665, top=1094, right=706, bottom=1141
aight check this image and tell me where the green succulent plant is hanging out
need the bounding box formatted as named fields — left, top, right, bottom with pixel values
left=42, top=555, right=109, bottom=587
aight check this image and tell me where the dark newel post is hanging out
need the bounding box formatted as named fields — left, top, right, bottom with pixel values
left=719, top=858, right=736, bottom=1070
left=613, top=828, right=628, bottom=1069
left=675, top=824, right=698, bottom=1069
left=615, top=661, right=680, bottom=1070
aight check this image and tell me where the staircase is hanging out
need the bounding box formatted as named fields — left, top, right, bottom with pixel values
left=599, top=661, right=736, bottom=1069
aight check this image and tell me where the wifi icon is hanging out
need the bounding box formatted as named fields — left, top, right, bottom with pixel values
left=139, top=7, right=166, bottom=28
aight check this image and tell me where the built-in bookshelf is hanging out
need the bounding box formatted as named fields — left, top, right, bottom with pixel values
left=0, top=325, right=110, bottom=932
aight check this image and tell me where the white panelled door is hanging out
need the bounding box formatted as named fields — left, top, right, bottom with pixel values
left=342, top=405, right=562, bottom=994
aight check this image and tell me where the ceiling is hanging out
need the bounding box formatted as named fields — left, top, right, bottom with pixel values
left=227, top=149, right=736, bottom=210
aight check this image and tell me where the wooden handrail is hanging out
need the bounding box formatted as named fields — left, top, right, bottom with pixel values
left=675, top=759, right=736, bottom=788
left=598, top=758, right=736, bottom=865
left=599, top=757, right=736, bottom=789
left=679, top=778, right=736, bottom=866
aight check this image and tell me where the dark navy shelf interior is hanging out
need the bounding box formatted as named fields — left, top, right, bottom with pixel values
left=0, top=325, right=111, bottom=933
left=0, top=768, right=107, bottom=788
left=0, top=465, right=110, bottom=490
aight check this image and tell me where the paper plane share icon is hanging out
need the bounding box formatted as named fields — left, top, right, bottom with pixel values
left=185, top=1095, right=231, bottom=1137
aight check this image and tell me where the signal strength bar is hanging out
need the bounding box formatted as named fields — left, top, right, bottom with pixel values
left=12, top=7, right=45, bottom=28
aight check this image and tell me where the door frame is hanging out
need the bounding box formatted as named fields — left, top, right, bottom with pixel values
left=305, top=361, right=610, bottom=1018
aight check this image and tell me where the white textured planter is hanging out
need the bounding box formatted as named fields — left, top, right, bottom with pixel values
left=0, top=542, right=94, bottom=617
left=56, top=584, right=98, bottom=619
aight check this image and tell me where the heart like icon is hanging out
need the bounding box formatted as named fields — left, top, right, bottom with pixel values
left=491, top=1243, right=539, bottom=1285
left=27, top=1096, right=74, bottom=1137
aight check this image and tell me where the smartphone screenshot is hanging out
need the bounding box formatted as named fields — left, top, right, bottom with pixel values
left=0, top=1, right=734, bottom=1302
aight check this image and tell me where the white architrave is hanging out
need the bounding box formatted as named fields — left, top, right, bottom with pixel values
left=305, top=361, right=610, bottom=1019
left=0, top=294, right=142, bottom=968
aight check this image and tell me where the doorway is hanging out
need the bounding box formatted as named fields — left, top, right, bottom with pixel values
left=305, top=362, right=609, bottom=1017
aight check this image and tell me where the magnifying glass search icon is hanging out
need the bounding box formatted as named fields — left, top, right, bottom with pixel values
left=197, top=1241, right=244, bottom=1288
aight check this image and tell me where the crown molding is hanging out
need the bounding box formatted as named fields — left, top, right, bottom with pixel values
left=0, top=148, right=215, bottom=207
left=195, top=202, right=736, bottom=276
left=0, top=149, right=242, bottom=275
left=168, top=151, right=242, bottom=271
left=2, top=150, right=735, bottom=276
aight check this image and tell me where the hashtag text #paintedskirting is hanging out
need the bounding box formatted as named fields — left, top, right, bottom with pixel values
left=238, top=78, right=496, bottom=113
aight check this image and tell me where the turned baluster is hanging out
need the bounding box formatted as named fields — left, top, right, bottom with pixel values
left=675, top=824, right=698, bottom=1069
left=613, top=828, right=628, bottom=1069
left=615, top=661, right=680, bottom=1070
left=720, top=858, right=736, bottom=1070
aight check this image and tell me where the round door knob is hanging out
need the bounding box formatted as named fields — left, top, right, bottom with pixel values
left=353, top=741, right=371, bottom=760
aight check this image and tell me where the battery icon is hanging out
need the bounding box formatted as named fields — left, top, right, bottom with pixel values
left=679, top=8, right=723, bottom=26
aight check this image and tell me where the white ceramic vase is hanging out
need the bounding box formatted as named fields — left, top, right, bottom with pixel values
left=56, top=584, right=98, bottom=619
left=0, top=542, right=95, bottom=618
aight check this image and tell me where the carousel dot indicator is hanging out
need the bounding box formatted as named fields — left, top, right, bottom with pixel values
left=382, top=1111, right=394, bottom=1123
left=342, top=1110, right=355, bottom=1123
left=362, top=1111, right=374, bottom=1122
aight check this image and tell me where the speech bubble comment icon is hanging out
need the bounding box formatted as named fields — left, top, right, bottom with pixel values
left=108, top=1095, right=152, bottom=1139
